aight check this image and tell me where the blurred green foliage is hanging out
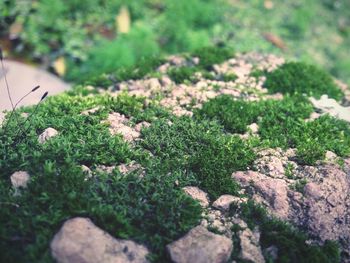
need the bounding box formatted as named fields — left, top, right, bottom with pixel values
left=1, top=0, right=349, bottom=84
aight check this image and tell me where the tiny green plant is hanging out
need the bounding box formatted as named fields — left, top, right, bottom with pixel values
left=0, top=46, right=49, bottom=146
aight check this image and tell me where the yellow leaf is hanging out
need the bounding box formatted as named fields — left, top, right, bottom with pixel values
left=53, top=57, right=66, bottom=77
left=115, top=6, right=131, bottom=34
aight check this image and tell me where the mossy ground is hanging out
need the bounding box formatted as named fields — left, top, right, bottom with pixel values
left=0, top=48, right=349, bottom=262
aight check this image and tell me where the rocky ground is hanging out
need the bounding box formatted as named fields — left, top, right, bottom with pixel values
left=1, top=49, right=350, bottom=263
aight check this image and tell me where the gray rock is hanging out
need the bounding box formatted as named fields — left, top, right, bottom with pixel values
left=38, top=127, right=58, bottom=143
left=310, top=94, right=350, bottom=123
left=182, top=186, right=209, bottom=207
left=239, top=228, right=265, bottom=263
left=167, top=225, right=233, bottom=263
left=234, top=159, right=350, bottom=261
left=51, top=217, right=149, bottom=263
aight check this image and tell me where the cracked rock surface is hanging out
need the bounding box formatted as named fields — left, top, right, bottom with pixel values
left=233, top=148, right=350, bottom=260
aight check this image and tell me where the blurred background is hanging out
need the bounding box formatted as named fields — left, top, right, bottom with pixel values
left=0, top=0, right=349, bottom=85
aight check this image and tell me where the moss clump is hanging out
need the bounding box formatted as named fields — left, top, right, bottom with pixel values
left=140, top=117, right=256, bottom=198
left=197, top=94, right=350, bottom=165
left=168, top=66, right=198, bottom=84
left=192, top=46, right=234, bottom=70
left=295, top=115, right=350, bottom=165
left=230, top=201, right=340, bottom=263
left=264, top=62, right=343, bottom=100
left=258, top=95, right=314, bottom=148
left=105, top=93, right=171, bottom=123
left=195, top=95, right=260, bottom=134
left=221, top=73, right=238, bottom=82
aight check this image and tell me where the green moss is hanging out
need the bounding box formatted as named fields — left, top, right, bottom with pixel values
left=221, top=73, right=238, bottom=82
left=0, top=92, right=201, bottom=263
left=192, top=46, right=234, bottom=70
left=140, top=117, right=255, bottom=198
left=195, top=95, right=260, bottom=134
left=258, top=95, right=314, bottom=148
left=295, top=115, right=350, bottom=165
left=290, top=179, right=308, bottom=193
left=249, top=69, right=267, bottom=79
left=105, top=93, right=171, bottom=123
left=197, top=94, right=350, bottom=165
left=264, top=62, right=343, bottom=100
left=168, top=66, right=198, bottom=84
left=230, top=201, right=340, bottom=263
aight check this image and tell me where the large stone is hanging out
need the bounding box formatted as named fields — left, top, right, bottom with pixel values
left=51, top=217, right=149, bottom=263
left=239, top=228, right=265, bottom=263
left=166, top=225, right=233, bottom=263
left=233, top=159, right=350, bottom=261
left=182, top=186, right=209, bottom=207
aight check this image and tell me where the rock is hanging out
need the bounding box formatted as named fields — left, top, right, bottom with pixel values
left=239, top=228, right=265, bottom=263
left=254, top=155, right=285, bottom=179
left=10, top=171, right=30, bottom=188
left=117, top=161, right=143, bottom=175
left=147, top=78, right=161, bottom=91
left=81, top=107, right=101, bottom=115
left=160, top=76, right=173, bottom=87
left=213, top=195, right=245, bottom=211
left=81, top=165, right=92, bottom=180
left=182, top=186, right=209, bottom=207
left=306, top=112, right=321, bottom=122
left=172, top=106, right=193, bottom=117
left=134, top=121, right=151, bottom=133
left=309, top=94, right=350, bottom=123
left=96, top=165, right=116, bottom=174
left=104, top=112, right=140, bottom=142
left=192, top=57, right=200, bottom=65
left=38, top=127, right=58, bottom=143
left=51, top=217, right=149, bottom=263
left=166, top=225, right=233, bottom=263
left=325, top=151, right=337, bottom=161
left=303, top=182, right=322, bottom=200
left=248, top=123, right=259, bottom=133
left=234, top=161, right=350, bottom=260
